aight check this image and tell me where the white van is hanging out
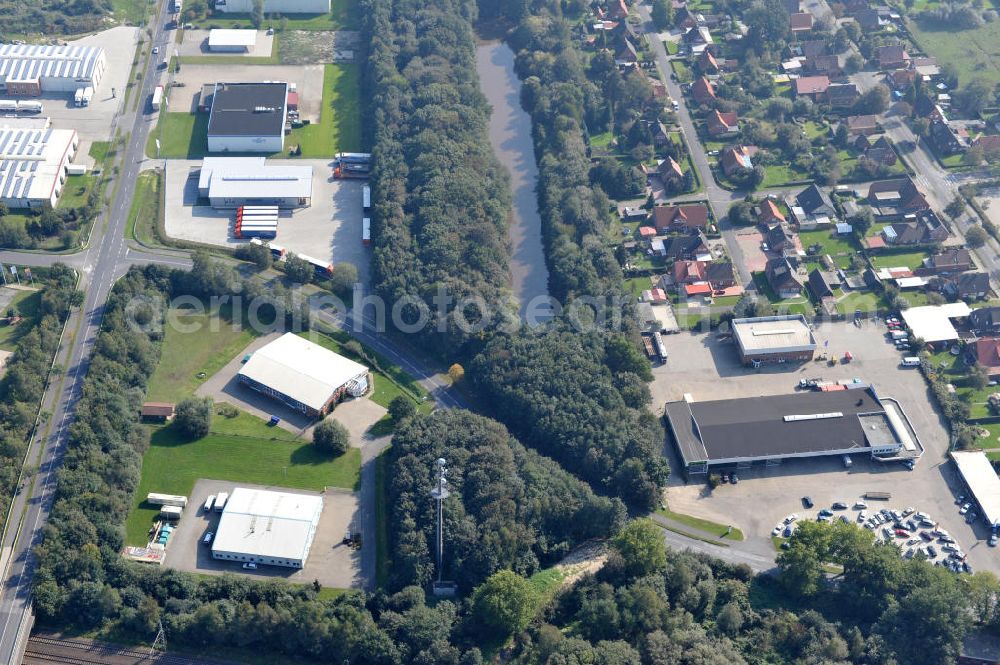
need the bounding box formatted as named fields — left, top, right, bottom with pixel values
left=890, top=330, right=909, bottom=340
left=901, top=357, right=921, bottom=367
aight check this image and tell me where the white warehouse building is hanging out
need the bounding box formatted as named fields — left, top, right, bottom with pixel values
left=215, top=0, right=331, bottom=13
left=0, top=44, right=106, bottom=96
left=207, top=29, right=258, bottom=53
left=198, top=156, right=313, bottom=208
left=207, top=81, right=287, bottom=153
left=211, top=487, right=324, bottom=569
left=0, top=124, right=78, bottom=209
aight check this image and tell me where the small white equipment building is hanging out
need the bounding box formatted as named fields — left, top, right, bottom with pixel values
left=207, top=29, right=258, bottom=53
left=211, top=487, right=324, bottom=569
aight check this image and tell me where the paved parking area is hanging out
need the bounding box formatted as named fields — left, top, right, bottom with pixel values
left=977, top=186, right=1000, bottom=227
left=195, top=332, right=386, bottom=440
left=176, top=30, right=274, bottom=58
left=0, top=27, right=138, bottom=146
left=163, top=159, right=370, bottom=282
left=732, top=228, right=768, bottom=272
left=169, top=64, right=323, bottom=120
left=162, top=479, right=362, bottom=588
left=655, top=319, right=1000, bottom=575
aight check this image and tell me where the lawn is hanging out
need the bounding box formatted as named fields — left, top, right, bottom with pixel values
left=0, top=288, right=42, bottom=351
left=623, top=276, right=653, bottom=297
left=752, top=272, right=813, bottom=313
left=145, top=304, right=257, bottom=403
left=111, top=0, right=149, bottom=24
left=967, top=422, right=1000, bottom=449
left=671, top=60, right=692, bottom=83
left=127, top=170, right=162, bottom=246
left=797, top=228, right=859, bottom=258
left=760, top=163, right=811, bottom=189
left=910, top=18, right=1000, bottom=90
left=836, top=290, right=882, bottom=316
left=57, top=175, right=98, bottom=210
left=664, top=40, right=679, bottom=55
left=870, top=251, right=930, bottom=271
left=656, top=506, right=745, bottom=541
left=124, top=410, right=361, bottom=545
left=147, top=64, right=360, bottom=159
left=88, top=140, right=112, bottom=167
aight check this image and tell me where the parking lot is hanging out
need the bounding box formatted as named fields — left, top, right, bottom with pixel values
left=176, top=30, right=274, bottom=58
left=655, top=319, right=1000, bottom=575
left=163, top=159, right=370, bottom=283
left=162, top=478, right=363, bottom=589
left=169, top=63, right=324, bottom=120
left=0, top=27, right=138, bottom=150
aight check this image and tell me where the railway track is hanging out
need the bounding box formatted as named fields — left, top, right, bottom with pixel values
left=24, top=634, right=238, bottom=665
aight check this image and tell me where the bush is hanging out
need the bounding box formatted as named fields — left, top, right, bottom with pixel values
left=313, top=418, right=350, bottom=456
left=388, top=395, right=416, bottom=422
left=174, top=397, right=212, bottom=439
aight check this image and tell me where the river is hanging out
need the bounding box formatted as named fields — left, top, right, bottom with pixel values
left=475, top=41, right=552, bottom=323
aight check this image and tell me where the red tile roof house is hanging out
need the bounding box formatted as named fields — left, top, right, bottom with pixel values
left=794, top=75, right=830, bottom=101
left=973, top=135, right=1000, bottom=154
left=652, top=204, right=711, bottom=232
left=846, top=114, right=879, bottom=136
left=691, top=77, right=717, bottom=106
left=658, top=156, right=685, bottom=187
left=758, top=199, right=786, bottom=225
left=789, top=11, right=814, bottom=33
left=674, top=259, right=708, bottom=284
left=876, top=44, right=910, bottom=69
left=720, top=144, right=757, bottom=177
left=973, top=338, right=1000, bottom=376
left=707, top=109, right=739, bottom=137
left=699, top=50, right=720, bottom=73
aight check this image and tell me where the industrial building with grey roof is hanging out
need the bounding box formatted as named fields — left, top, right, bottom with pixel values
left=0, top=43, right=106, bottom=96
left=207, top=82, right=287, bottom=153
left=665, top=386, right=919, bottom=473
left=731, top=314, right=816, bottom=364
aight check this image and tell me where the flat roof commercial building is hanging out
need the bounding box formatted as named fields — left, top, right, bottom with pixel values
left=731, top=314, right=816, bottom=365
left=207, top=29, right=258, bottom=52
left=901, top=302, right=971, bottom=344
left=951, top=451, right=1000, bottom=530
left=198, top=156, right=312, bottom=208
left=207, top=82, right=287, bottom=153
left=665, top=386, right=913, bottom=474
left=211, top=487, right=323, bottom=568
left=237, top=333, right=368, bottom=416
left=0, top=44, right=106, bottom=96
left=0, top=125, right=78, bottom=209
left=215, top=0, right=331, bottom=13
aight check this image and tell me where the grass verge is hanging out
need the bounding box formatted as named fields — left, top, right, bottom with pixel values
left=656, top=506, right=745, bottom=541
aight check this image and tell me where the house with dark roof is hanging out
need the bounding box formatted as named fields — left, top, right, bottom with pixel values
left=867, top=177, right=930, bottom=217
left=650, top=121, right=671, bottom=147
left=807, top=54, right=842, bottom=77
left=675, top=6, right=698, bottom=28
left=943, top=272, right=991, bottom=300
left=683, top=26, right=714, bottom=51
left=930, top=119, right=968, bottom=155
left=807, top=268, right=835, bottom=301
left=794, top=75, right=831, bottom=101
left=844, top=0, right=870, bottom=14
left=795, top=183, right=837, bottom=218
left=846, top=114, right=879, bottom=135
left=721, top=144, right=756, bottom=176
left=609, top=0, right=629, bottom=20
left=652, top=203, right=710, bottom=232
left=855, top=8, right=888, bottom=31
left=876, top=44, right=910, bottom=69
left=922, top=248, right=972, bottom=276
left=707, top=109, right=739, bottom=137
left=208, top=82, right=288, bottom=153
left=881, top=211, right=948, bottom=245
left=973, top=135, right=1000, bottom=154
left=698, top=49, right=720, bottom=73
left=705, top=261, right=737, bottom=289
left=758, top=198, right=786, bottom=225
left=862, top=136, right=897, bottom=166
left=766, top=224, right=792, bottom=252
left=797, top=40, right=828, bottom=59
left=663, top=232, right=711, bottom=260
left=765, top=257, right=803, bottom=298
left=789, top=11, right=814, bottom=32
left=971, top=307, right=1000, bottom=336
left=615, top=37, right=639, bottom=64
left=973, top=338, right=1000, bottom=376
left=691, top=77, right=717, bottom=105
left=827, top=83, right=860, bottom=108
left=657, top=156, right=686, bottom=188
left=886, top=68, right=916, bottom=91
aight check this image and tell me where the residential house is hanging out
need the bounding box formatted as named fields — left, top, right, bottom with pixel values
left=662, top=232, right=712, bottom=261
left=912, top=56, right=940, bottom=78
left=691, top=77, right=717, bottom=105
left=867, top=177, right=930, bottom=216
left=707, top=109, right=739, bottom=137
left=615, top=38, right=639, bottom=65
left=766, top=224, right=792, bottom=252
left=789, top=11, right=814, bottom=33
left=844, top=0, right=870, bottom=14
left=758, top=198, right=786, bottom=225
left=795, top=183, right=837, bottom=218
left=650, top=121, right=671, bottom=147
left=794, top=75, right=831, bottom=101
left=765, top=257, right=803, bottom=298
left=846, top=114, right=879, bottom=136
left=942, top=272, right=991, bottom=300
left=922, top=248, right=972, bottom=275
left=673, top=259, right=708, bottom=284
left=972, top=135, right=1000, bottom=154
left=972, top=337, right=1000, bottom=377
left=676, top=7, right=699, bottom=28
left=797, top=40, right=828, bottom=59
left=652, top=203, right=710, bottom=232
left=609, top=0, right=629, bottom=20
left=861, top=136, right=897, bottom=166
left=807, top=268, right=835, bottom=301
left=876, top=44, right=909, bottom=69
left=657, top=156, right=686, bottom=189
left=886, top=68, right=916, bottom=91
left=855, top=8, right=888, bottom=31
left=651, top=79, right=668, bottom=99
left=970, top=307, right=1000, bottom=336
left=827, top=83, right=860, bottom=108
left=698, top=49, right=720, bottom=73
left=705, top=261, right=737, bottom=289
left=930, top=119, right=968, bottom=155
left=880, top=211, right=948, bottom=245
left=720, top=144, right=756, bottom=176
left=683, top=26, right=714, bottom=52
left=807, top=54, right=842, bottom=77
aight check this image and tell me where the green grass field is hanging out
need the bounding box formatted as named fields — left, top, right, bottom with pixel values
left=111, top=0, right=149, bottom=24
left=0, top=288, right=42, bottom=351
left=797, top=228, right=859, bottom=257
left=910, top=19, right=1000, bottom=89
left=870, top=251, right=930, bottom=270
left=145, top=305, right=257, bottom=403
left=127, top=170, right=162, bottom=246
left=148, top=112, right=209, bottom=159
left=656, top=506, right=745, bottom=541
left=836, top=290, right=882, bottom=315
left=760, top=163, right=811, bottom=189
left=125, top=410, right=361, bottom=545
left=57, top=175, right=98, bottom=211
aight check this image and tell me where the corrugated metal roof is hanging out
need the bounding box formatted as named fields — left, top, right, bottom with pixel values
left=0, top=44, right=104, bottom=85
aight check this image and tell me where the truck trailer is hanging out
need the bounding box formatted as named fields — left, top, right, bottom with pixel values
left=147, top=493, right=188, bottom=507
